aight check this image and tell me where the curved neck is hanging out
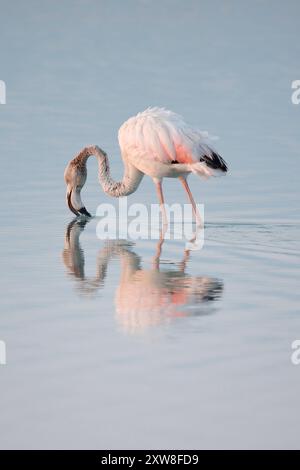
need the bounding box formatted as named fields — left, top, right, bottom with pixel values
left=75, top=145, right=143, bottom=197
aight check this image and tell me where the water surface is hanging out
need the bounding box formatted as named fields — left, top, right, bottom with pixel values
left=0, top=0, right=300, bottom=449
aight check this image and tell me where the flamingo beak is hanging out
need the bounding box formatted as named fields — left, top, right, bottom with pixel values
left=67, top=189, right=92, bottom=218
left=67, top=189, right=80, bottom=217
left=78, top=207, right=92, bottom=217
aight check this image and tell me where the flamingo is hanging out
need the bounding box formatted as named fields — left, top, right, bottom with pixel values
left=64, top=107, right=228, bottom=224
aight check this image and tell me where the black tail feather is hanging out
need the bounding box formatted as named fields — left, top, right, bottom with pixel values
left=200, top=151, right=228, bottom=172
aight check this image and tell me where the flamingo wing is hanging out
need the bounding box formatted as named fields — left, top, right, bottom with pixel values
left=118, top=107, right=227, bottom=172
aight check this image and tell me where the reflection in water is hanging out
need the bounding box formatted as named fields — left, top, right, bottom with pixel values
left=62, top=219, right=224, bottom=333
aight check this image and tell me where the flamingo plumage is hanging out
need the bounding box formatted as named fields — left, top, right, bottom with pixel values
left=64, top=107, right=228, bottom=223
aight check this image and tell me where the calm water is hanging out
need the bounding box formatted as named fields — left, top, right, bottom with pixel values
left=0, top=0, right=300, bottom=449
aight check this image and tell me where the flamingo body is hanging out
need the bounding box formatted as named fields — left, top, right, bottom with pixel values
left=119, top=107, right=227, bottom=173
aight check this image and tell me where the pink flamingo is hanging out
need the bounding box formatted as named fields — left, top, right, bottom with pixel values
left=64, top=107, right=228, bottom=224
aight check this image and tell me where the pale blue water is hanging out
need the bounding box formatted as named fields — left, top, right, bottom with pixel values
left=0, top=0, right=300, bottom=449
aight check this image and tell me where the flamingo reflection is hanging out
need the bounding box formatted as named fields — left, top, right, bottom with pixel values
left=62, top=219, right=223, bottom=333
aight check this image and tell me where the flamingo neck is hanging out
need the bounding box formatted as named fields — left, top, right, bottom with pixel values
left=76, top=145, right=143, bottom=197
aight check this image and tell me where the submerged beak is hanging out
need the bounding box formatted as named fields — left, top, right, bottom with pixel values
left=67, top=190, right=91, bottom=217
left=67, top=190, right=80, bottom=216
left=67, top=189, right=79, bottom=215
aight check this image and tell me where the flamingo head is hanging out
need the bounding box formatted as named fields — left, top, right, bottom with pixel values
left=64, top=161, right=91, bottom=217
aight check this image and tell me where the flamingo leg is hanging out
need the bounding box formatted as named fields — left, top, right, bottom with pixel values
left=179, top=177, right=202, bottom=226
left=154, top=180, right=168, bottom=227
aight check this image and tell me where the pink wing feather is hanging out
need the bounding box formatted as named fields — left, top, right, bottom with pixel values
left=118, top=107, right=227, bottom=172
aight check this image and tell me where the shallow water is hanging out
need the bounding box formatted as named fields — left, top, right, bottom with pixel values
left=0, top=0, right=300, bottom=449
